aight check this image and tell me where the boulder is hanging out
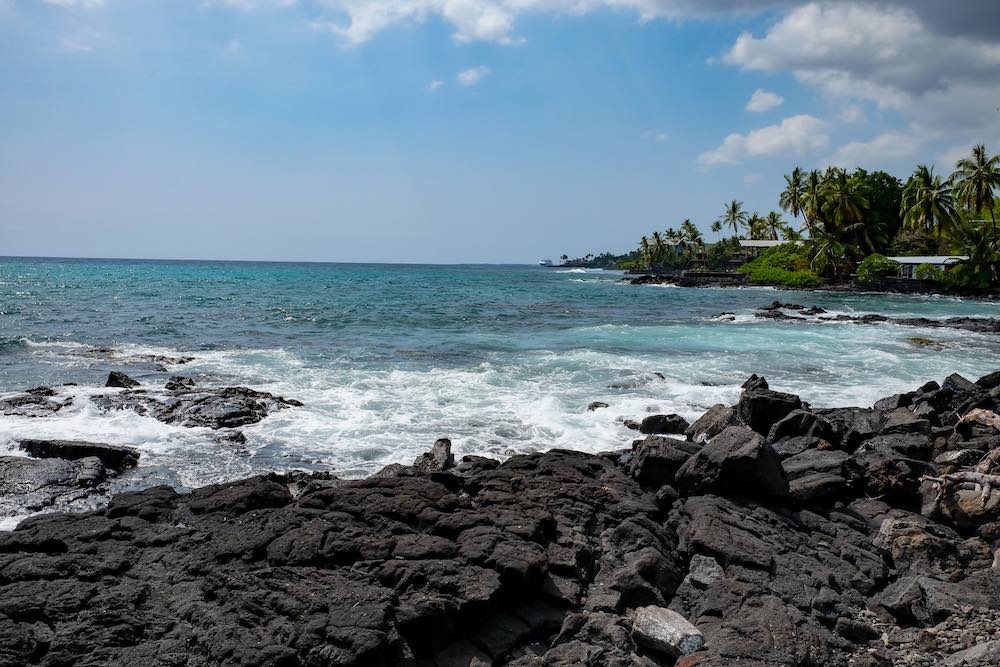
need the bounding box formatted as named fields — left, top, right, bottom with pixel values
left=0, top=391, right=69, bottom=417
left=629, top=436, right=700, bottom=488
left=0, top=455, right=105, bottom=512
left=872, top=576, right=987, bottom=627
left=638, top=414, right=690, bottom=435
left=412, top=438, right=455, bottom=473
left=767, top=409, right=835, bottom=444
left=736, top=386, right=802, bottom=436
left=106, top=371, right=140, bottom=389
left=91, top=386, right=303, bottom=430
left=685, top=554, right=723, bottom=589
left=17, top=439, right=140, bottom=472
left=632, top=606, right=704, bottom=657
left=675, top=426, right=788, bottom=500
left=780, top=449, right=853, bottom=481
left=165, top=376, right=196, bottom=391
left=685, top=405, right=733, bottom=443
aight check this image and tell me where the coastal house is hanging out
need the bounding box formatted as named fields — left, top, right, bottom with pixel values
left=887, top=255, right=970, bottom=279
left=664, top=238, right=687, bottom=257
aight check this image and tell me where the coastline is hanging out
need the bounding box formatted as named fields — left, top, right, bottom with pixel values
left=625, top=272, right=1000, bottom=300
left=3, top=369, right=1000, bottom=664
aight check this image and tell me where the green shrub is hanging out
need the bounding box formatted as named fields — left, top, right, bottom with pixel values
left=738, top=243, right=821, bottom=287
left=617, top=259, right=641, bottom=270
left=943, top=264, right=991, bottom=292
left=914, top=263, right=944, bottom=282
left=856, top=254, right=901, bottom=284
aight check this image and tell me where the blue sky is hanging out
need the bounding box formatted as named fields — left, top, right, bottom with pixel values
left=1, top=1, right=999, bottom=263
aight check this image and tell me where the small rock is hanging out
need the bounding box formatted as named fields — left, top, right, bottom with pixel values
left=638, top=414, right=690, bottom=435
left=412, top=438, right=455, bottom=473
left=587, top=401, right=609, bottom=411
left=106, top=371, right=140, bottom=389
left=165, top=376, right=196, bottom=391
left=632, top=606, right=704, bottom=656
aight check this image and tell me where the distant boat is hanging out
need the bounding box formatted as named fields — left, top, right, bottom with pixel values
left=538, top=259, right=554, bottom=267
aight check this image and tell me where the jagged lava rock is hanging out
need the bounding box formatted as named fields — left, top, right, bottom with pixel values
left=17, top=439, right=139, bottom=472
left=675, top=425, right=788, bottom=500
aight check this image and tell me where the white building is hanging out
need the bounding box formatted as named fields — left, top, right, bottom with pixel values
left=887, top=256, right=969, bottom=279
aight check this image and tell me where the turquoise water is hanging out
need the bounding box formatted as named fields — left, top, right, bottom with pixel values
left=2, top=257, right=999, bottom=523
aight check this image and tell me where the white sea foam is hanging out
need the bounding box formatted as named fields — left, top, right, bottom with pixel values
left=3, top=303, right=1000, bottom=528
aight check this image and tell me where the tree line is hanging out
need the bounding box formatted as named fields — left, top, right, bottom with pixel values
left=625, top=143, right=1000, bottom=290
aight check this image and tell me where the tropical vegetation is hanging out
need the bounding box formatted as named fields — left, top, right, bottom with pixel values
left=618, top=142, right=1000, bottom=292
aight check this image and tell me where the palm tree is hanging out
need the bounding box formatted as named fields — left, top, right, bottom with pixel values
left=710, top=220, right=722, bottom=241
left=779, top=167, right=805, bottom=220
left=638, top=236, right=652, bottom=270
left=821, top=169, right=869, bottom=231
left=780, top=225, right=803, bottom=242
left=651, top=231, right=666, bottom=269
left=953, top=144, right=1000, bottom=231
left=680, top=219, right=702, bottom=244
left=801, top=169, right=824, bottom=234
left=764, top=211, right=785, bottom=240
left=719, top=200, right=748, bottom=238
left=747, top=213, right=767, bottom=240
left=810, top=230, right=850, bottom=279
left=901, top=165, right=958, bottom=241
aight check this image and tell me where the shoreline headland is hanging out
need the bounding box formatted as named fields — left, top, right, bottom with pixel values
left=3, top=367, right=1000, bottom=665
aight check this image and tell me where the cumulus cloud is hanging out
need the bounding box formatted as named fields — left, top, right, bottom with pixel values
left=824, top=131, right=922, bottom=168
left=721, top=2, right=1000, bottom=137
left=698, top=114, right=829, bottom=166
left=745, top=88, right=783, bottom=112
left=425, top=79, right=444, bottom=92
left=457, top=65, right=490, bottom=86
left=838, top=103, right=864, bottom=124
left=44, top=0, right=105, bottom=7
left=205, top=0, right=298, bottom=9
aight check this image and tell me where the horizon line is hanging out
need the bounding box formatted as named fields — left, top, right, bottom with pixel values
left=0, top=254, right=564, bottom=267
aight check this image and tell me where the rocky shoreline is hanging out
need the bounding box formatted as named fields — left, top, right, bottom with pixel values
left=3, top=370, right=1000, bottom=665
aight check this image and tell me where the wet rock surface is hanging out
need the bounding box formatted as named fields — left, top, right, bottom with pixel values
left=3, top=370, right=1000, bottom=665
left=17, top=439, right=140, bottom=473
left=90, top=385, right=303, bottom=430
left=751, top=302, right=1000, bottom=334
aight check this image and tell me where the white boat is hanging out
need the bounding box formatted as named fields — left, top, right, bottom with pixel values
left=538, top=259, right=553, bottom=267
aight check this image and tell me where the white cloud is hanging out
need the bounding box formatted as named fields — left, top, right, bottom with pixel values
left=838, top=103, right=864, bottom=124
left=58, top=36, right=97, bottom=52
left=721, top=2, right=1000, bottom=139
left=457, top=65, right=490, bottom=87
left=824, top=131, right=921, bottom=168
left=205, top=0, right=297, bottom=9
left=698, top=114, right=829, bottom=166
left=642, top=129, right=669, bottom=142
left=44, top=0, right=105, bottom=7
left=307, top=0, right=799, bottom=47
left=743, top=172, right=762, bottom=184
left=425, top=79, right=444, bottom=92
left=745, top=88, right=782, bottom=112
left=224, top=38, right=242, bottom=54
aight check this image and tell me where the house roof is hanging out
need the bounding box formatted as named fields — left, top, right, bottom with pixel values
left=887, top=256, right=969, bottom=265
left=738, top=240, right=801, bottom=248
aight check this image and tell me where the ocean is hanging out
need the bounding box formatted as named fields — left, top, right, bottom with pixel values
left=2, top=256, right=999, bottom=526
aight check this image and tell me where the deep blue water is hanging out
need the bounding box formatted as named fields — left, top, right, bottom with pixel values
left=2, top=256, right=1000, bottom=526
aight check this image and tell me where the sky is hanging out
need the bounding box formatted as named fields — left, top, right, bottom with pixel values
left=1, top=1, right=999, bottom=263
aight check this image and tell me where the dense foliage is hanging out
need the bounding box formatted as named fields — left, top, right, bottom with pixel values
left=914, top=263, right=944, bottom=282
left=578, top=143, right=999, bottom=293
left=738, top=243, right=822, bottom=288
left=856, top=254, right=901, bottom=284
